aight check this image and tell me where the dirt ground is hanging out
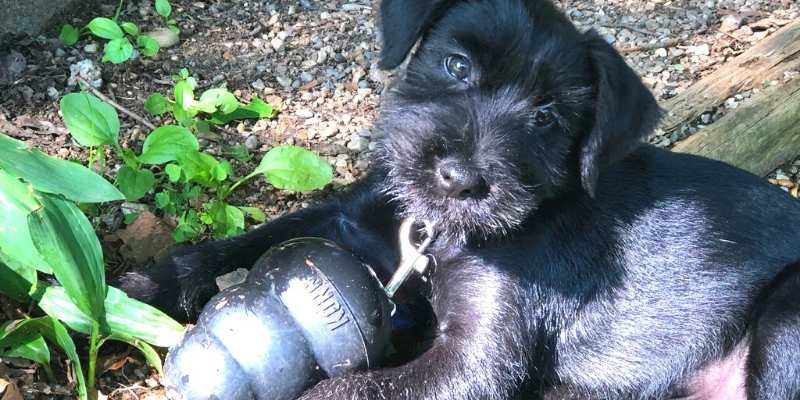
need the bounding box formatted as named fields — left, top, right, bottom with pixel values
left=0, top=0, right=799, bottom=399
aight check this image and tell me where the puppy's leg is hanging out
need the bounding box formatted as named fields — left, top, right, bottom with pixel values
left=300, top=258, right=530, bottom=400
left=115, top=175, right=399, bottom=320
left=746, top=264, right=800, bottom=399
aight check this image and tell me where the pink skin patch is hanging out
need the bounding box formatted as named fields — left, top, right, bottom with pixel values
left=677, top=341, right=749, bottom=400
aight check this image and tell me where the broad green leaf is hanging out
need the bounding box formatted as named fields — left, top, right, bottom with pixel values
left=208, top=96, right=275, bottom=124
left=60, top=93, right=119, bottom=147
left=120, top=22, right=139, bottom=36
left=28, top=194, right=106, bottom=320
left=0, top=133, right=123, bottom=202
left=206, top=201, right=244, bottom=238
left=37, top=285, right=185, bottom=348
left=99, top=333, right=163, bottom=374
left=137, top=35, right=160, bottom=57
left=0, top=168, right=51, bottom=275
left=165, top=163, right=182, bottom=182
left=0, top=321, right=50, bottom=366
left=155, top=0, right=172, bottom=17
left=59, top=24, right=79, bottom=46
left=2, top=317, right=86, bottom=400
left=87, top=17, right=124, bottom=40
left=239, top=206, right=266, bottom=222
left=253, top=145, right=332, bottom=192
left=154, top=191, right=173, bottom=210
left=174, top=210, right=202, bottom=243
left=176, top=151, right=219, bottom=187
left=139, top=125, right=199, bottom=165
left=0, top=260, right=36, bottom=301
left=196, top=88, right=239, bottom=115
left=116, top=166, right=155, bottom=201
left=173, top=80, right=197, bottom=125
left=102, top=38, right=134, bottom=64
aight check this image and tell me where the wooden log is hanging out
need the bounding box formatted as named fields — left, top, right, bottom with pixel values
left=659, top=20, right=800, bottom=135
left=671, top=76, right=800, bottom=176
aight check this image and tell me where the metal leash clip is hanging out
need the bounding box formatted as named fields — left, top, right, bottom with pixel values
left=384, top=216, right=435, bottom=298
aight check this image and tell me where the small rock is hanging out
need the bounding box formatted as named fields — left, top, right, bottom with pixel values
left=68, top=59, right=102, bottom=88
left=320, top=125, right=339, bottom=138
left=83, top=43, right=98, bottom=53
left=271, top=37, right=284, bottom=51
left=316, top=49, right=328, bottom=64
left=296, top=108, right=314, bottom=119
left=700, top=113, right=712, bottom=124
left=276, top=76, right=292, bottom=87
left=300, top=71, right=314, bottom=82
left=688, top=43, right=710, bottom=56
left=724, top=97, right=738, bottom=109
left=251, top=78, right=266, bottom=90
left=654, top=48, right=668, bottom=58
left=245, top=135, right=259, bottom=150
left=720, top=14, right=743, bottom=33
left=144, top=28, right=180, bottom=48
left=54, top=48, right=66, bottom=58
left=46, top=87, right=59, bottom=100
left=347, top=135, right=369, bottom=152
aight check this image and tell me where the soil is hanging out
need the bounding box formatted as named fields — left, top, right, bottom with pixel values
left=0, top=0, right=798, bottom=399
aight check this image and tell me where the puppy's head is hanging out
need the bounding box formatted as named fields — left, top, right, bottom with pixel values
left=375, top=0, right=662, bottom=242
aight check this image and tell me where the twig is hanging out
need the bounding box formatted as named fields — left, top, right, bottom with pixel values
left=76, top=76, right=156, bottom=131
left=620, top=38, right=681, bottom=53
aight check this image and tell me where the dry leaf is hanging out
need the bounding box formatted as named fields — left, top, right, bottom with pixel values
left=115, top=211, right=176, bottom=265
left=0, top=379, right=23, bottom=400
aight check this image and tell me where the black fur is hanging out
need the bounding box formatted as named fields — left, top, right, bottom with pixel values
left=119, top=0, right=800, bottom=398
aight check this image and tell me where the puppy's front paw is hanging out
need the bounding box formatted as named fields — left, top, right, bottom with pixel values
left=116, top=243, right=224, bottom=321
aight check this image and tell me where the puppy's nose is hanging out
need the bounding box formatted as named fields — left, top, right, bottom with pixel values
left=435, top=159, right=486, bottom=199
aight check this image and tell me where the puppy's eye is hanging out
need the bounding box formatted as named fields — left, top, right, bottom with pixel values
left=444, top=54, right=471, bottom=81
left=532, top=107, right=556, bottom=128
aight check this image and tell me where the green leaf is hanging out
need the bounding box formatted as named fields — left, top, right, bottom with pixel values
left=3, top=317, right=86, bottom=399
left=221, top=143, right=251, bottom=162
left=0, top=321, right=50, bottom=366
left=139, top=125, right=199, bottom=165
left=87, top=17, right=124, bottom=40
left=116, top=166, right=155, bottom=201
left=143, top=93, right=170, bottom=115
left=196, top=88, right=239, bottom=115
left=36, top=285, right=185, bottom=348
left=155, top=0, right=172, bottom=17
left=99, top=333, right=164, bottom=374
left=0, top=260, right=36, bottom=301
left=28, top=194, right=107, bottom=320
left=137, top=35, right=160, bottom=57
left=60, top=92, right=119, bottom=147
left=165, top=163, right=182, bottom=182
left=174, top=211, right=202, bottom=242
left=253, top=145, right=332, bottom=192
left=120, top=22, right=139, bottom=36
left=59, top=24, right=80, bottom=46
left=102, top=37, right=134, bottom=64
left=0, top=168, right=52, bottom=276
left=206, top=201, right=244, bottom=238
left=176, top=151, right=220, bottom=187
left=239, top=206, right=266, bottom=223
left=0, top=133, right=123, bottom=203
left=173, top=80, right=197, bottom=125
left=154, top=191, right=172, bottom=210
left=208, top=96, right=275, bottom=124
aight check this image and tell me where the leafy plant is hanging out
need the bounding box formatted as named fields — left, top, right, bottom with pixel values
left=59, top=0, right=169, bottom=62
left=0, top=133, right=184, bottom=400
left=61, top=76, right=331, bottom=242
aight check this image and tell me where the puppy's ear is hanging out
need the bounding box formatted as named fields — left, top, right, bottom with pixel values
left=378, top=0, right=449, bottom=69
left=579, top=30, right=662, bottom=196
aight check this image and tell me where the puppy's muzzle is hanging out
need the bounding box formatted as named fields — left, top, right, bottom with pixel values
left=435, top=158, right=487, bottom=199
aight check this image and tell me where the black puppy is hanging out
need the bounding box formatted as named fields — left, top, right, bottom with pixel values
left=120, top=0, right=800, bottom=398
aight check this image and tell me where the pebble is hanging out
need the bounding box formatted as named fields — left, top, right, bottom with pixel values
left=83, top=43, right=98, bottom=53
left=67, top=59, right=102, bottom=88
left=720, top=14, right=743, bottom=33
left=319, top=125, right=339, bottom=138
left=271, top=37, right=285, bottom=51
left=46, top=87, right=59, bottom=100
left=296, top=108, right=314, bottom=119
left=251, top=79, right=266, bottom=90
left=276, top=76, right=293, bottom=87
left=347, top=135, right=369, bottom=152
left=688, top=43, right=710, bottom=56
left=240, top=136, right=257, bottom=153
left=300, top=71, right=314, bottom=82
left=654, top=48, right=668, bottom=58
